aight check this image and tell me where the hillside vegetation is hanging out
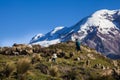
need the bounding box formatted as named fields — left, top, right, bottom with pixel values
left=0, top=41, right=120, bottom=80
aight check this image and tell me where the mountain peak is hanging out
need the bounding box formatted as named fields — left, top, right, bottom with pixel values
left=80, top=9, right=120, bottom=34
left=51, top=26, right=65, bottom=35
left=92, top=9, right=116, bottom=16
left=30, top=33, right=44, bottom=43
left=30, top=9, right=120, bottom=59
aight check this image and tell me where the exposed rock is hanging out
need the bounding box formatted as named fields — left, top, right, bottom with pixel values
left=87, top=54, right=96, bottom=60
left=1, top=47, right=12, bottom=55
left=93, top=64, right=102, bottom=69
left=79, top=55, right=87, bottom=60
left=101, top=69, right=113, bottom=76
left=112, top=60, right=118, bottom=67
left=77, top=57, right=80, bottom=61
left=93, top=64, right=106, bottom=70
left=113, top=68, right=120, bottom=76
left=12, top=44, right=33, bottom=55
left=74, top=57, right=80, bottom=61
left=48, top=58, right=52, bottom=62
left=12, top=51, right=19, bottom=55
left=106, top=66, right=110, bottom=70
left=101, top=65, right=106, bottom=70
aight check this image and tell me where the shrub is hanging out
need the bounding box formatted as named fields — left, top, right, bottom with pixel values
left=35, top=63, right=49, bottom=74
left=64, top=70, right=78, bottom=80
left=31, top=53, right=42, bottom=64
left=32, top=44, right=41, bottom=53
left=16, top=57, right=31, bottom=80
left=3, top=62, right=15, bottom=78
left=49, top=66, right=59, bottom=77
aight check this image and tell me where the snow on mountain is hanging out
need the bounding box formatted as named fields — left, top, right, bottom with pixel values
left=30, top=33, right=44, bottom=43
left=81, top=10, right=115, bottom=33
left=30, top=39, right=60, bottom=47
left=30, top=9, right=120, bottom=59
left=76, top=9, right=120, bottom=40
left=51, top=26, right=64, bottom=35
left=30, top=26, right=68, bottom=46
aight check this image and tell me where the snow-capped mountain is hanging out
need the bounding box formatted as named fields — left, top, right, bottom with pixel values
left=30, top=9, right=120, bottom=59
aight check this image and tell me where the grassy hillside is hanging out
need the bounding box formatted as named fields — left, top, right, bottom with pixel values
left=0, top=41, right=120, bottom=80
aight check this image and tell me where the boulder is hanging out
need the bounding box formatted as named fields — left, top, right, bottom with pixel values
left=13, top=44, right=33, bottom=55
left=106, top=66, right=110, bottom=69
left=113, top=68, right=120, bottom=76
left=87, top=54, right=96, bottom=60
left=112, top=60, right=118, bottom=67
left=12, top=51, right=19, bottom=55
left=2, top=47, right=12, bottom=55
left=101, top=69, right=113, bottom=76
left=77, top=57, right=80, bottom=61
left=79, top=55, right=87, bottom=60
left=93, top=64, right=101, bottom=69
left=74, top=57, right=80, bottom=61
left=101, top=65, right=106, bottom=70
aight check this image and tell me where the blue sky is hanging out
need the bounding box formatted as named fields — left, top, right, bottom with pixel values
left=0, top=0, right=120, bottom=46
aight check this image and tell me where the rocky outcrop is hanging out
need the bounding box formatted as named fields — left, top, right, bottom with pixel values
left=0, top=44, right=33, bottom=55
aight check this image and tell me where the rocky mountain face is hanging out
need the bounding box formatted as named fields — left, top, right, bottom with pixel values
left=30, top=9, right=120, bottom=59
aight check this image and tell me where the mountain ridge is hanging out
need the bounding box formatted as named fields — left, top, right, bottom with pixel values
left=30, top=9, right=120, bottom=59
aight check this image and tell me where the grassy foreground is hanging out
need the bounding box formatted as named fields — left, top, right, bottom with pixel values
left=0, top=41, right=120, bottom=80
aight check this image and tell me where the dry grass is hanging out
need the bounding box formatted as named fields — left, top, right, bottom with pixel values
left=49, top=66, right=59, bottom=77
left=32, top=53, right=42, bottom=64
left=3, top=62, right=15, bottom=78
left=16, top=57, right=31, bottom=80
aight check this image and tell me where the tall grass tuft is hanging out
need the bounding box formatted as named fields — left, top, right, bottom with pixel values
left=31, top=53, right=42, bottom=64
left=16, top=57, right=31, bottom=80
left=49, top=66, right=59, bottom=77
left=4, top=62, right=15, bottom=78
